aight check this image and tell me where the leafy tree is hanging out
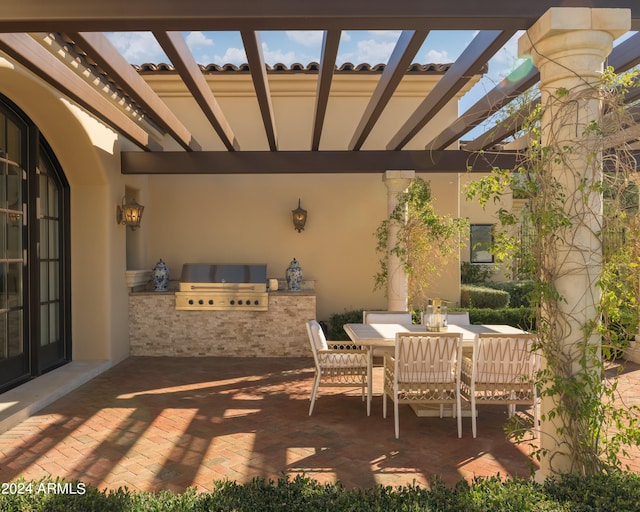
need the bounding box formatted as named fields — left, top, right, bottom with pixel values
left=374, top=177, right=468, bottom=309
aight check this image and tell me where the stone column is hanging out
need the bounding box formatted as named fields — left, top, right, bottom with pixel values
left=382, top=170, right=415, bottom=311
left=519, top=8, right=630, bottom=478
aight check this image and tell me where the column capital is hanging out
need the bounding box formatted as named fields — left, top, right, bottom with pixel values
left=383, top=170, right=415, bottom=194
left=519, top=8, right=630, bottom=80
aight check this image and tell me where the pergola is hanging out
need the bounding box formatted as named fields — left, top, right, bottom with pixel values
left=0, top=1, right=638, bottom=176
left=2, top=1, right=639, bottom=480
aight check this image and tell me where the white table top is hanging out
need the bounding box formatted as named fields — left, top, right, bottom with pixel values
left=343, top=323, right=527, bottom=347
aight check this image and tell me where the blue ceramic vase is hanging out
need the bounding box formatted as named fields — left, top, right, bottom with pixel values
left=153, top=259, right=169, bottom=291
left=286, top=258, right=302, bottom=292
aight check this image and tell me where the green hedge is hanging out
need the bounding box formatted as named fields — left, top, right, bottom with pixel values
left=328, top=307, right=536, bottom=338
left=327, top=309, right=363, bottom=340
left=461, top=285, right=510, bottom=309
left=468, top=307, right=536, bottom=331
left=484, top=280, right=535, bottom=308
left=2, top=473, right=640, bottom=511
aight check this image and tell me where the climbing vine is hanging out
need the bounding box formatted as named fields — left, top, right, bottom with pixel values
left=374, top=177, right=468, bottom=310
left=466, top=66, right=640, bottom=474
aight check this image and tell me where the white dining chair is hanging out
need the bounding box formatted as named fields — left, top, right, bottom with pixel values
left=383, top=331, right=463, bottom=439
left=306, top=320, right=369, bottom=416
left=446, top=311, right=471, bottom=326
left=363, top=310, right=413, bottom=360
left=460, top=333, right=538, bottom=438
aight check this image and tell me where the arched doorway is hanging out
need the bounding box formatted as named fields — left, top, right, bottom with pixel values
left=0, top=94, right=70, bottom=392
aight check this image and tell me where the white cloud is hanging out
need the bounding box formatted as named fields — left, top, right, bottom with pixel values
left=261, top=42, right=296, bottom=65
left=356, top=39, right=395, bottom=63
left=214, top=47, right=247, bottom=65
left=425, top=49, right=451, bottom=63
left=106, top=32, right=166, bottom=64
left=185, top=31, right=214, bottom=48
left=285, top=31, right=323, bottom=47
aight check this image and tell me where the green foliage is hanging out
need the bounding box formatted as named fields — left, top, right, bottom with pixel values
left=483, top=280, right=535, bottom=308
left=460, top=261, right=494, bottom=284
left=327, top=309, right=363, bottom=340
left=543, top=471, right=640, bottom=512
left=374, top=177, right=468, bottom=309
left=3, top=474, right=640, bottom=511
left=465, top=67, right=640, bottom=473
left=467, top=307, right=536, bottom=331
left=460, top=284, right=510, bottom=309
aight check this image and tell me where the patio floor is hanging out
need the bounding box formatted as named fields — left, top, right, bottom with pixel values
left=0, top=356, right=638, bottom=494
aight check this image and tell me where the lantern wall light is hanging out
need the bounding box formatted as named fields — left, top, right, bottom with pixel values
left=292, top=199, right=307, bottom=233
left=116, top=196, right=144, bottom=230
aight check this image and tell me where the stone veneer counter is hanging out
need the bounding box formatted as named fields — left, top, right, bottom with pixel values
left=128, top=291, right=316, bottom=357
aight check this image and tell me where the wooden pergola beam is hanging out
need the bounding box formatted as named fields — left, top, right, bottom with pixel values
left=241, top=30, right=278, bottom=151
left=349, top=29, right=430, bottom=151
left=387, top=30, right=516, bottom=150
left=311, top=30, right=341, bottom=151
left=69, top=31, right=201, bottom=152
left=154, top=31, right=239, bottom=151
left=0, top=33, right=161, bottom=151
left=121, top=149, right=517, bottom=174
left=0, top=1, right=638, bottom=31
left=425, top=61, right=539, bottom=151
left=462, top=35, right=640, bottom=150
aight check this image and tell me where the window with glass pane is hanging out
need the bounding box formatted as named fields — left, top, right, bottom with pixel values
left=470, top=224, right=494, bottom=263
left=38, top=155, right=62, bottom=348
left=0, top=114, right=24, bottom=365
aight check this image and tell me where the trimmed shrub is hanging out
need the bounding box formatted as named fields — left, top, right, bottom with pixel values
left=467, top=307, right=536, bottom=331
left=327, top=309, right=363, bottom=340
left=461, top=284, right=510, bottom=309
left=484, top=280, right=535, bottom=308
left=460, top=261, right=494, bottom=284
left=3, top=473, right=640, bottom=511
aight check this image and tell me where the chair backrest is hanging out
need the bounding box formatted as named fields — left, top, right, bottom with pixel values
left=473, top=333, right=537, bottom=384
left=395, top=332, right=462, bottom=384
left=363, top=310, right=412, bottom=324
left=306, top=320, right=328, bottom=359
left=446, top=311, right=470, bottom=325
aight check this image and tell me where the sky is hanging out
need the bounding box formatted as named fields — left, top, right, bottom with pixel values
left=105, top=29, right=636, bottom=137
left=106, top=30, right=526, bottom=111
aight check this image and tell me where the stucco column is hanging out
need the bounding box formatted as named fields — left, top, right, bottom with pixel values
left=519, top=8, right=630, bottom=478
left=382, top=170, right=415, bottom=311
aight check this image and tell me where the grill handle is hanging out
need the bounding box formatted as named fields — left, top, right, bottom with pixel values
left=188, top=284, right=257, bottom=291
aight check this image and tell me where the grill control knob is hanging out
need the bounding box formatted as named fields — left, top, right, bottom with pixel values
left=230, top=300, right=235, bottom=305
left=254, top=300, right=260, bottom=305
left=208, top=299, right=214, bottom=305
left=188, top=299, right=194, bottom=305
left=198, top=299, right=204, bottom=305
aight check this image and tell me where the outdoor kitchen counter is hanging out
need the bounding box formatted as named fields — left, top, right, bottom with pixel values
left=128, top=289, right=316, bottom=357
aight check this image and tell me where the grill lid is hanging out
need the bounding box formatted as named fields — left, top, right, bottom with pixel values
left=180, top=264, right=267, bottom=284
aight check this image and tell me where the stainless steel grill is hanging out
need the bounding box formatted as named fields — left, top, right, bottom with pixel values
left=175, top=264, right=268, bottom=311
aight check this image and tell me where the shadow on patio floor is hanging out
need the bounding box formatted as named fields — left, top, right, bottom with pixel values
left=0, top=356, right=636, bottom=493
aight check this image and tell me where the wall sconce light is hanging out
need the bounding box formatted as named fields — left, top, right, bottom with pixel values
left=292, top=199, right=307, bottom=233
left=116, top=197, right=144, bottom=230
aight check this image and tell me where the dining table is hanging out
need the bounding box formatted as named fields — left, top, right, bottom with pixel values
left=343, top=323, right=528, bottom=416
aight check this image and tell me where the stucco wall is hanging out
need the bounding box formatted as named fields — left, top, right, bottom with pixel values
left=0, top=58, right=133, bottom=364
left=139, top=71, right=472, bottom=318
left=0, top=57, right=478, bottom=367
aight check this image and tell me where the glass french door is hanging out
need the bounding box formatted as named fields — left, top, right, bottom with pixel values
left=0, top=140, right=27, bottom=388
left=36, top=147, right=69, bottom=372
left=0, top=97, right=70, bottom=393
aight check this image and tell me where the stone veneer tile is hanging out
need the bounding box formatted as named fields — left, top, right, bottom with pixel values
left=129, top=293, right=316, bottom=357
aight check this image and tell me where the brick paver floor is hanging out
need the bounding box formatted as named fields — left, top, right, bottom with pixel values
left=0, top=357, right=638, bottom=493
